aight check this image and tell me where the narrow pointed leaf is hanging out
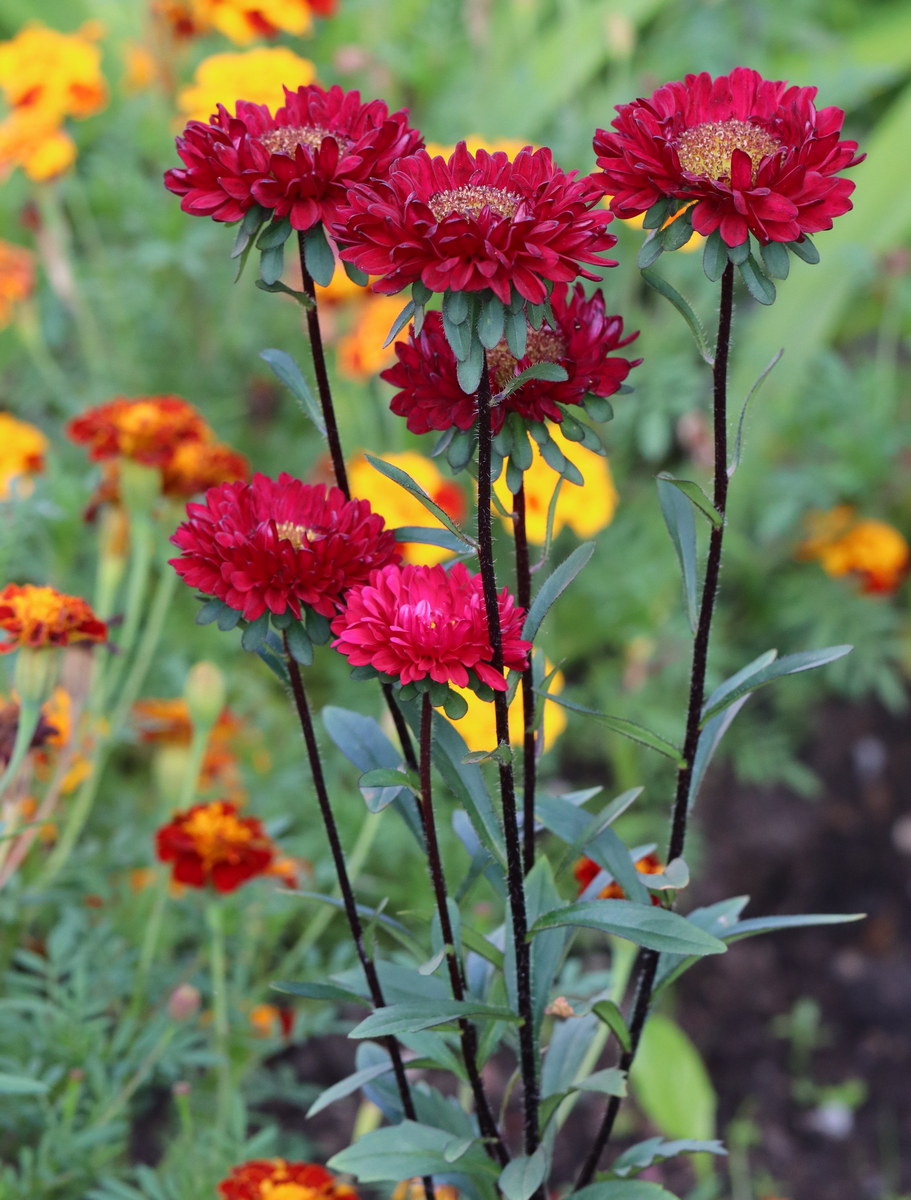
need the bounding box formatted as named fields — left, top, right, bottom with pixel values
left=530, top=900, right=726, bottom=956
left=350, top=999, right=520, bottom=1038
left=259, top=349, right=326, bottom=435
left=499, top=1148, right=548, bottom=1200
left=365, top=454, right=477, bottom=547
left=739, top=255, right=776, bottom=305
left=537, top=692, right=684, bottom=764
left=522, top=542, right=595, bottom=643
left=656, top=474, right=698, bottom=632
left=656, top=473, right=722, bottom=528
left=382, top=300, right=416, bottom=348
left=729, top=349, right=783, bottom=477
left=592, top=1000, right=632, bottom=1052
left=307, top=1059, right=395, bottom=1117
left=700, top=645, right=853, bottom=723
left=641, top=269, right=712, bottom=364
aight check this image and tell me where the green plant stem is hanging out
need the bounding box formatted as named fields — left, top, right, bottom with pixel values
left=99, top=514, right=155, bottom=711
left=206, top=898, right=232, bottom=1133
left=512, top=482, right=537, bottom=874
left=282, top=642, right=423, bottom=1131
left=419, top=694, right=508, bottom=1164
left=575, top=260, right=736, bottom=1188
left=475, top=360, right=540, bottom=1159
left=0, top=696, right=41, bottom=802
left=128, top=870, right=170, bottom=1019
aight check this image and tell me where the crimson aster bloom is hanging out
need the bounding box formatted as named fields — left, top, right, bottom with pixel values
left=163, top=84, right=422, bottom=232
left=331, top=560, right=530, bottom=694
left=382, top=283, right=640, bottom=435
left=594, top=67, right=863, bottom=247
left=335, top=142, right=617, bottom=304
left=169, top=473, right=401, bottom=622
left=217, top=1159, right=358, bottom=1200
left=155, top=800, right=276, bottom=892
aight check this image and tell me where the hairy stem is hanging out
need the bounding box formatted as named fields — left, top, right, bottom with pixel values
left=575, top=260, right=736, bottom=1186
left=512, top=483, right=537, bottom=874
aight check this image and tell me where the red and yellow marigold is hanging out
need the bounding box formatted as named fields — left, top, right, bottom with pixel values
left=797, top=505, right=909, bottom=594
left=0, top=584, right=107, bottom=655
left=217, top=1159, right=357, bottom=1200
left=155, top=799, right=277, bottom=892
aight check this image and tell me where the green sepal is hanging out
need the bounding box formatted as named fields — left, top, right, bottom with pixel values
left=442, top=688, right=469, bottom=720
left=504, top=306, right=528, bottom=357
left=254, top=278, right=313, bottom=308
left=478, top=293, right=505, bottom=348
left=259, top=348, right=326, bottom=435
left=412, top=280, right=433, bottom=305
left=284, top=620, right=313, bottom=665
left=499, top=360, right=568, bottom=399
left=636, top=233, right=664, bottom=269
left=231, top=204, right=268, bottom=258
left=726, top=236, right=751, bottom=265
left=739, top=255, right=777, bottom=305
left=259, top=242, right=285, bottom=285
left=302, top=223, right=335, bottom=286
left=240, top=611, right=271, bottom=652
left=582, top=394, right=614, bottom=423
left=641, top=196, right=672, bottom=230
left=256, top=215, right=292, bottom=251
left=759, top=239, right=790, bottom=279
left=456, top=334, right=485, bottom=393
left=788, top=235, right=820, bottom=264
left=343, top=260, right=369, bottom=286
left=382, top=299, right=416, bottom=348
left=442, top=288, right=470, bottom=326
left=215, top=604, right=243, bottom=632
left=195, top=597, right=228, bottom=626
left=445, top=428, right=477, bottom=472
left=702, top=229, right=727, bottom=282
left=660, top=209, right=695, bottom=251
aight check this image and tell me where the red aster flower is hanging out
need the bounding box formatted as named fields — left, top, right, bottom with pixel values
left=335, top=142, right=617, bottom=304
left=164, top=85, right=422, bottom=233
left=594, top=67, right=863, bottom=248
left=67, top=395, right=209, bottom=467
left=169, top=473, right=401, bottom=622
left=155, top=800, right=275, bottom=892
left=331, top=560, right=530, bottom=694
left=382, top=283, right=640, bottom=435
left=0, top=584, right=107, bottom=654
left=218, top=1159, right=358, bottom=1200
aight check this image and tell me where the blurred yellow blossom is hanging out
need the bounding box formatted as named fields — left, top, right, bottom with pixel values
left=424, top=135, right=533, bottom=159
left=446, top=659, right=567, bottom=754
left=493, top=426, right=618, bottom=543
left=0, top=242, right=35, bottom=329
left=607, top=195, right=703, bottom=252
left=337, top=295, right=407, bottom=380
left=177, top=46, right=317, bottom=123
left=347, top=450, right=467, bottom=566
left=797, top=505, right=909, bottom=594
left=0, top=414, right=47, bottom=500
left=0, top=108, right=77, bottom=182
left=192, top=0, right=317, bottom=44
left=0, top=21, right=108, bottom=123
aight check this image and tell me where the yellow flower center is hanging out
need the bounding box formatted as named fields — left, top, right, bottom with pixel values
left=675, top=118, right=781, bottom=182
left=274, top=521, right=319, bottom=549
left=428, top=184, right=521, bottom=222
left=260, top=125, right=344, bottom=156
left=261, top=1185, right=321, bottom=1200
left=486, top=327, right=567, bottom=391
left=182, top=802, right=254, bottom=870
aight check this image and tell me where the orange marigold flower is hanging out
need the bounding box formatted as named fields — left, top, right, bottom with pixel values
left=797, top=505, right=909, bottom=594
left=218, top=1159, right=358, bottom=1200
left=337, top=295, right=406, bottom=380
left=160, top=439, right=250, bottom=497
left=67, top=395, right=210, bottom=467
left=0, top=21, right=108, bottom=123
left=0, top=243, right=35, bottom=329
left=0, top=413, right=47, bottom=499
left=573, top=851, right=664, bottom=904
left=248, top=1002, right=294, bottom=1038
left=155, top=799, right=276, bottom=892
left=393, top=1181, right=458, bottom=1200
left=0, top=108, right=77, bottom=182
left=0, top=584, right=107, bottom=655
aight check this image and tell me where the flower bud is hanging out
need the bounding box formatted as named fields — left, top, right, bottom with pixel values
left=183, top=661, right=226, bottom=732
left=167, top=983, right=201, bottom=1022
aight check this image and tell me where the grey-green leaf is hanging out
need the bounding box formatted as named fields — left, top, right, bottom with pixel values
left=656, top=474, right=699, bottom=633
left=530, top=901, right=726, bottom=956
left=260, top=348, right=326, bottom=435
left=700, top=645, right=853, bottom=723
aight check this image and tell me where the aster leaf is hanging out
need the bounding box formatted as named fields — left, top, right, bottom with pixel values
left=240, top=612, right=271, bottom=652
left=284, top=621, right=313, bottom=666
left=254, top=278, right=313, bottom=308
left=610, top=1137, right=728, bottom=1177
left=412, top=280, right=433, bottom=305
left=656, top=475, right=698, bottom=633
left=259, top=348, right=326, bottom=435
left=702, top=230, right=727, bottom=282
left=759, top=240, right=791, bottom=280
left=255, top=641, right=290, bottom=685
left=530, top=901, right=726, bottom=957
left=535, top=793, right=650, bottom=905
left=499, top=1147, right=549, bottom=1200
left=394, top=526, right=470, bottom=553
left=660, top=210, right=695, bottom=252
left=259, top=243, right=285, bottom=286
left=726, top=237, right=751, bottom=266
left=500, top=361, right=569, bottom=399
left=306, top=1057, right=398, bottom=1117
left=558, top=412, right=586, bottom=442
left=641, top=197, right=673, bottom=231
left=738, top=255, right=776, bottom=306
left=656, top=474, right=722, bottom=529
left=195, top=597, right=228, bottom=626
left=592, top=1000, right=633, bottom=1053
left=537, top=691, right=684, bottom=765
left=442, top=688, right=469, bottom=720
left=343, top=260, right=369, bottom=287
left=382, top=299, right=416, bottom=349
left=443, top=309, right=471, bottom=360
left=640, top=270, right=713, bottom=365
left=478, top=295, right=506, bottom=349
left=359, top=768, right=420, bottom=803
left=443, top=288, right=470, bottom=326
left=582, top=394, right=614, bottom=423
left=504, top=307, right=528, bottom=358
left=445, top=428, right=477, bottom=472
left=787, top=235, right=820, bottom=265
left=505, top=459, right=524, bottom=494
left=511, top=424, right=534, bottom=472
left=571, top=1180, right=682, bottom=1200
left=350, top=999, right=521, bottom=1038
left=699, top=644, right=853, bottom=724
left=302, top=223, right=335, bottom=287
left=271, top=979, right=367, bottom=1005
left=522, top=542, right=595, bottom=644
left=456, top=336, right=485, bottom=393
left=636, top=233, right=664, bottom=270
left=540, top=437, right=584, bottom=486
left=215, top=605, right=242, bottom=633
left=729, top=349, right=783, bottom=478
left=526, top=302, right=546, bottom=331
left=256, top=215, right=292, bottom=251
left=365, top=453, right=477, bottom=547
left=328, top=1120, right=500, bottom=1183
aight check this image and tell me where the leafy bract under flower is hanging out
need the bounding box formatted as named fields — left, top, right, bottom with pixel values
left=169, top=473, right=401, bottom=622
left=382, top=283, right=639, bottom=435
left=155, top=799, right=275, bottom=892
left=164, top=84, right=422, bottom=233
left=594, top=67, right=863, bottom=247
left=335, top=142, right=617, bottom=304
left=0, top=584, right=107, bottom=654
left=331, top=560, right=530, bottom=695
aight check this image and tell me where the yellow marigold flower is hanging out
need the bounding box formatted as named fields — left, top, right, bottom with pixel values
left=193, top=0, right=315, bottom=44
left=446, top=659, right=567, bottom=753
left=493, top=426, right=618, bottom=543
left=424, top=135, right=534, bottom=159
left=122, top=43, right=157, bottom=94
left=0, top=413, right=47, bottom=499
left=0, top=109, right=77, bottom=182
left=0, top=584, right=107, bottom=655
left=314, top=266, right=370, bottom=307
left=337, top=295, right=406, bottom=380
left=797, top=505, right=909, bottom=594
left=0, top=21, right=108, bottom=123
left=347, top=450, right=467, bottom=566
left=177, top=46, right=317, bottom=123
left=0, top=242, right=35, bottom=329
left=393, top=1181, right=459, bottom=1200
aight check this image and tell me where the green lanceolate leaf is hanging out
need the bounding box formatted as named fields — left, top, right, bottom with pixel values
left=661, top=209, right=695, bottom=251
left=641, top=197, right=672, bottom=230
left=259, top=243, right=285, bottom=285
left=530, top=900, right=726, bottom=957
left=534, top=794, right=651, bottom=905
left=344, top=261, right=369, bottom=286
left=240, top=611, right=270, bottom=652
left=656, top=474, right=698, bottom=633
left=726, top=236, right=751, bottom=266
left=443, top=288, right=470, bottom=326
left=571, top=1180, right=682, bottom=1200
left=728, top=349, right=783, bottom=477
left=195, top=597, right=228, bottom=626
left=358, top=768, right=420, bottom=808
left=382, top=299, right=416, bottom=348
left=702, top=230, right=727, bottom=282
left=739, top=254, right=776, bottom=305
left=537, top=692, right=685, bottom=764
left=456, top=334, right=485, bottom=393
left=259, top=348, right=326, bottom=435
left=641, top=270, right=712, bottom=365
left=611, top=1136, right=727, bottom=1177
left=637, top=233, right=664, bottom=269
left=364, top=454, right=477, bottom=547
left=302, top=223, right=335, bottom=286
left=499, top=1148, right=549, bottom=1200
left=723, top=911, right=865, bottom=942
left=576, top=1066, right=628, bottom=1097
left=284, top=621, right=313, bottom=665
left=592, top=999, right=632, bottom=1052
left=329, top=1121, right=500, bottom=1184
left=522, top=542, right=595, bottom=643
left=583, top=393, right=614, bottom=422
left=394, top=526, right=470, bottom=553
left=478, top=294, right=506, bottom=349
left=271, top=979, right=367, bottom=1005
left=788, top=235, right=819, bottom=264
left=656, top=473, right=722, bottom=528
left=630, top=1013, right=716, bottom=1142
left=349, top=999, right=520, bottom=1038
left=254, top=278, right=313, bottom=307
left=500, top=360, right=569, bottom=399
left=504, top=306, right=528, bottom=357
left=307, top=1058, right=396, bottom=1117
left=700, top=644, right=853, bottom=724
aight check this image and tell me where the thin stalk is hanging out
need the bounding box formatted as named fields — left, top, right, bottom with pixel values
left=475, top=363, right=540, bottom=1157
left=419, top=694, right=508, bottom=1164
left=206, top=898, right=232, bottom=1132
left=282, top=640, right=422, bottom=1130
left=0, top=697, right=41, bottom=802
left=512, top=483, right=537, bottom=874
left=128, top=870, right=170, bottom=1020
left=575, top=261, right=736, bottom=1187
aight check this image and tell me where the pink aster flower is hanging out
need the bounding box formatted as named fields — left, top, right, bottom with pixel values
left=163, top=84, right=423, bottom=232
left=334, top=142, right=617, bottom=304
left=593, top=67, right=863, bottom=248
left=330, top=561, right=530, bottom=694
left=169, top=473, right=401, bottom=622
left=381, top=283, right=641, bottom=435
